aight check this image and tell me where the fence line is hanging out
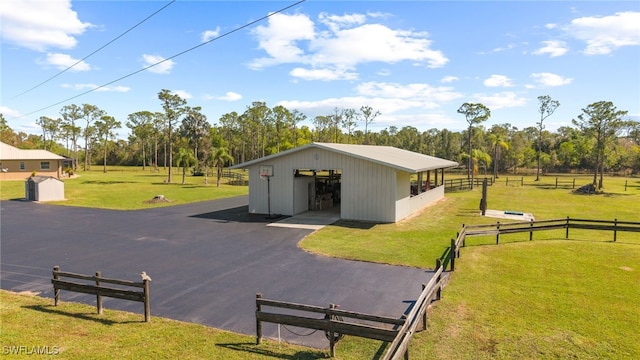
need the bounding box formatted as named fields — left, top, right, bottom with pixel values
left=51, top=266, right=151, bottom=322
left=447, top=217, right=640, bottom=271
left=444, top=177, right=493, bottom=192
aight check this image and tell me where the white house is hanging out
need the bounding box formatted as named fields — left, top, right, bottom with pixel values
left=230, top=142, right=458, bottom=223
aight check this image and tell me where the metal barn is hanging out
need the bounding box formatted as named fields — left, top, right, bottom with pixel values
left=230, top=142, right=458, bottom=223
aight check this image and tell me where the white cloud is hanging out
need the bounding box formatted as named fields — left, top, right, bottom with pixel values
left=472, top=92, right=527, bottom=110
left=566, top=11, right=640, bottom=55
left=201, top=27, right=220, bottom=43
left=545, top=23, right=558, bottom=29
left=441, top=76, right=459, bottom=83
left=0, top=0, right=92, bottom=51
left=172, top=90, right=192, bottom=100
left=249, top=11, right=448, bottom=78
left=533, top=40, right=569, bottom=57
left=318, top=12, right=366, bottom=32
left=290, top=67, right=358, bottom=81
left=61, top=83, right=130, bottom=92
left=142, top=54, right=175, bottom=74
left=356, top=81, right=463, bottom=105
left=203, top=92, right=242, bottom=101
left=530, top=72, right=573, bottom=87
left=40, top=53, right=91, bottom=71
left=483, top=74, right=514, bottom=87
left=0, top=106, right=22, bottom=118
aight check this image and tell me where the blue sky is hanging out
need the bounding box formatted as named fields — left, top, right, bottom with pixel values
left=1, top=0, right=639, bottom=140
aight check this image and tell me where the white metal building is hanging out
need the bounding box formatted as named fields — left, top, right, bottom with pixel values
left=230, top=142, right=458, bottom=223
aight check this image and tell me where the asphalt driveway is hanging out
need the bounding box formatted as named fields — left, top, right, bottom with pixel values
left=1, top=197, right=433, bottom=349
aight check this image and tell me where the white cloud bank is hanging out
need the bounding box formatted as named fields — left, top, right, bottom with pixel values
left=533, top=40, right=569, bottom=57
left=567, top=11, right=640, bottom=55
left=483, top=75, right=514, bottom=88
left=249, top=11, right=448, bottom=81
left=530, top=72, right=573, bottom=87
left=40, top=53, right=91, bottom=71
left=0, top=0, right=92, bottom=51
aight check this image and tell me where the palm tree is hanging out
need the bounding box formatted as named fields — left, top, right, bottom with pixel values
left=174, top=147, right=196, bottom=185
left=488, top=133, right=509, bottom=179
left=471, top=149, right=492, bottom=177
left=212, top=147, right=234, bottom=187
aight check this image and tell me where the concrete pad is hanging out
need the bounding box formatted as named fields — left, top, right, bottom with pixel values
left=484, top=209, right=535, bottom=221
left=268, top=210, right=340, bottom=230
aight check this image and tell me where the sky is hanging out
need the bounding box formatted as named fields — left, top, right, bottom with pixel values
left=1, top=0, right=639, bottom=141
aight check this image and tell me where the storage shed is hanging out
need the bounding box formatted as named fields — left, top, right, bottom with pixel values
left=25, top=176, right=65, bottom=202
left=230, top=142, right=458, bottom=223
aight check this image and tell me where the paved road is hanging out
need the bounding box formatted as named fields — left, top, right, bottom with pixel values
left=0, top=197, right=433, bottom=348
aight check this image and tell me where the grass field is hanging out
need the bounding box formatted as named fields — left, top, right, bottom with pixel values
left=1, top=170, right=639, bottom=359
left=0, top=166, right=248, bottom=209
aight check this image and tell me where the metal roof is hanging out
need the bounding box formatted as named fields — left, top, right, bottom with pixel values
left=0, top=142, right=66, bottom=161
left=230, top=142, right=458, bottom=173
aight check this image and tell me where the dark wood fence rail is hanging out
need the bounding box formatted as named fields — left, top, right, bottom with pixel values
left=447, top=217, right=640, bottom=271
left=51, top=266, right=151, bottom=322
left=444, top=177, right=493, bottom=192
left=555, top=177, right=576, bottom=189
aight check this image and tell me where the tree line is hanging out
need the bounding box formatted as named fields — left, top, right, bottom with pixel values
left=1, top=90, right=637, bottom=189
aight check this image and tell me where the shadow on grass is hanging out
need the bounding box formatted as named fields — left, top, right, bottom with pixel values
left=330, top=219, right=376, bottom=230
left=216, top=342, right=327, bottom=359
left=23, top=304, right=142, bottom=325
left=81, top=180, right=136, bottom=185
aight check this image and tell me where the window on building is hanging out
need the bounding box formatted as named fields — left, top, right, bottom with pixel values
left=19, top=162, right=25, bottom=171
left=40, top=161, right=51, bottom=170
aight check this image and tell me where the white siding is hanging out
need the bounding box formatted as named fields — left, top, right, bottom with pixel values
left=242, top=145, right=450, bottom=223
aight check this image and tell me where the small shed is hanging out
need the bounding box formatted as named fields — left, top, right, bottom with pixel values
left=25, top=176, right=65, bottom=201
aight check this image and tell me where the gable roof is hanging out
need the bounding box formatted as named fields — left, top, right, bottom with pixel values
left=0, top=142, right=65, bottom=161
left=230, top=142, right=458, bottom=173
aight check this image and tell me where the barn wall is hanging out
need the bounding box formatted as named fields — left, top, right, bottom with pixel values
left=395, top=186, right=445, bottom=221
left=245, top=146, right=450, bottom=222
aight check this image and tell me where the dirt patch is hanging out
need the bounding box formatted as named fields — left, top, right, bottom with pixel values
left=16, top=290, right=40, bottom=296
left=144, top=195, right=171, bottom=204
left=619, top=266, right=633, bottom=271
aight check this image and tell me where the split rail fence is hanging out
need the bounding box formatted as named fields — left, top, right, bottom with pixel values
left=447, top=217, right=640, bottom=271
left=51, top=266, right=151, bottom=322
left=444, top=177, right=493, bottom=192
left=256, top=259, right=446, bottom=359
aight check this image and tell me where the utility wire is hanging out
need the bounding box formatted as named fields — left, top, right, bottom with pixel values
left=11, top=0, right=176, bottom=99
left=17, top=0, right=305, bottom=119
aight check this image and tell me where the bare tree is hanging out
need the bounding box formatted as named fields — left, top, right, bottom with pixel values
left=536, top=95, right=560, bottom=181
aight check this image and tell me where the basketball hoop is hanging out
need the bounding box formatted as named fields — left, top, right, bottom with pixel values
left=259, top=165, right=273, bottom=179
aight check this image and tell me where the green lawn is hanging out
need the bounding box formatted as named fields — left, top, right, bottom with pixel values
left=1, top=172, right=639, bottom=359
left=0, top=166, right=248, bottom=209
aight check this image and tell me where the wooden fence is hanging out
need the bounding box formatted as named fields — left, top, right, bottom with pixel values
left=444, top=177, right=493, bottom=192
left=446, top=217, right=640, bottom=271
left=256, top=259, right=447, bottom=359
left=51, top=266, right=151, bottom=322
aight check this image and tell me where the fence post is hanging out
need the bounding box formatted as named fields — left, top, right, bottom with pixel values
left=614, top=218, right=617, bottom=242
left=462, top=225, right=466, bottom=247
left=555, top=177, right=558, bottom=189
left=572, top=178, right=576, bottom=189
left=53, top=266, right=60, bottom=306
left=565, top=216, right=570, bottom=239
left=625, top=180, right=628, bottom=191
left=95, top=271, right=103, bottom=315
left=521, top=177, right=524, bottom=186
left=421, top=283, right=428, bottom=330
left=506, top=177, right=508, bottom=186
left=143, top=277, right=151, bottom=322
left=329, top=303, right=336, bottom=358
left=435, top=259, right=442, bottom=301
left=529, top=220, right=534, bottom=241
left=256, top=293, right=262, bottom=345
left=496, top=222, right=500, bottom=244
left=450, top=238, right=456, bottom=271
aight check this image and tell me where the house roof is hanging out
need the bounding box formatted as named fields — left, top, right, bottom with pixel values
left=0, top=142, right=65, bottom=161
left=230, top=142, right=458, bottom=173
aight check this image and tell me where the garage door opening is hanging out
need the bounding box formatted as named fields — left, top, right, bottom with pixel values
left=293, top=169, right=341, bottom=214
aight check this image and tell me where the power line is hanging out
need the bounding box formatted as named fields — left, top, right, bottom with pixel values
left=11, top=0, right=176, bottom=99
left=17, top=0, right=306, bottom=119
